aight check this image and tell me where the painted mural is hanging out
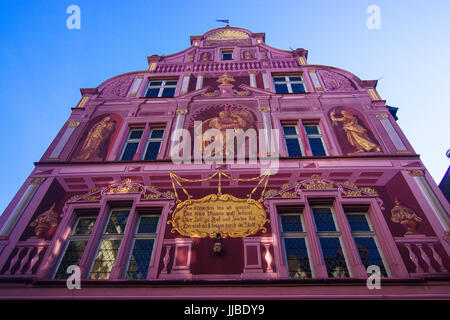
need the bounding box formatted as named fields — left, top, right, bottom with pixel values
left=329, top=107, right=381, bottom=154
left=73, top=114, right=121, bottom=161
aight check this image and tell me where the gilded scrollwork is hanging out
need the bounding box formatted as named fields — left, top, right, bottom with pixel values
left=67, top=180, right=174, bottom=203
left=407, top=169, right=425, bottom=177
left=302, top=175, right=335, bottom=190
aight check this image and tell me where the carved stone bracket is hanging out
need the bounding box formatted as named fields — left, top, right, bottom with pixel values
left=407, top=169, right=425, bottom=177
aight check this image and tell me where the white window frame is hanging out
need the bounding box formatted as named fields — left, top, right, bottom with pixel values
left=346, top=211, right=390, bottom=277
left=273, top=75, right=307, bottom=93
left=53, top=215, right=97, bottom=279
left=120, top=128, right=144, bottom=160
left=142, top=127, right=165, bottom=160
left=145, top=80, right=178, bottom=98
left=303, top=123, right=328, bottom=156
left=279, top=211, right=314, bottom=279
left=123, top=214, right=160, bottom=279
left=221, top=50, right=233, bottom=60
left=282, top=124, right=305, bottom=157
left=311, top=205, right=352, bottom=278
left=88, top=208, right=130, bottom=279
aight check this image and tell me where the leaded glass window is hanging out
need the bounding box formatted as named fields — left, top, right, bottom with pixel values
left=346, top=212, right=388, bottom=277
left=282, top=125, right=303, bottom=157
left=273, top=75, right=306, bottom=94
left=347, top=214, right=371, bottom=232
left=89, top=209, right=130, bottom=279
left=284, top=238, right=312, bottom=279
left=312, top=207, right=336, bottom=232
left=144, top=80, right=177, bottom=98
left=312, top=206, right=350, bottom=278
left=120, top=129, right=143, bottom=160
left=280, top=214, right=303, bottom=232
left=319, top=237, right=349, bottom=277
left=279, top=210, right=312, bottom=279
left=125, top=215, right=160, bottom=279
left=354, top=237, right=387, bottom=277
left=303, top=124, right=327, bottom=156
left=54, top=216, right=97, bottom=279
left=143, top=128, right=165, bottom=160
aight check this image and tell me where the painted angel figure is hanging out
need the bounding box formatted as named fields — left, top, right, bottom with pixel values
left=197, top=106, right=255, bottom=156
left=330, top=110, right=381, bottom=153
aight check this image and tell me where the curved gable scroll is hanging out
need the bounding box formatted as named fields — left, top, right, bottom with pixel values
left=98, top=74, right=135, bottom=98
left=318, top=69, right=357, bottom=92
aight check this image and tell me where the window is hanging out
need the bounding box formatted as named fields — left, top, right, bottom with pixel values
left=144, top=80, right=177, bottom=98
left=54, top=215, right=97, bottom=279
left=312, top=206, right=350, bottom=278
left=304, top=124, right=327, bottom=156
left=143, top=127, right=165, bottom=160
left=221, top=50, right=233, bottom=60
left=89, top=209, right=130, bottom=279
left=120, top=129, right=144, bottom=160
left=273, top=75, right=306, bottom=94
left=282, top=124, right=303, bottom=157
left=279, top=210, right=312, bottom=279
left=346, top=211, right=388, bottom=277
left=125, top=214, right=160, bottom=279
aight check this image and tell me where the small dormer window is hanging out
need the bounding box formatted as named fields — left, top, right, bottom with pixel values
left=221, top=50, right=233, bottom=60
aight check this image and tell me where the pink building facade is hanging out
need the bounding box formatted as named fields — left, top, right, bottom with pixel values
left=0, top=26, right=449, bottom=299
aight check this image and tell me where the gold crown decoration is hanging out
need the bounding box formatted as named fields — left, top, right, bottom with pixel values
left=206, top=29, right=249, bottom=40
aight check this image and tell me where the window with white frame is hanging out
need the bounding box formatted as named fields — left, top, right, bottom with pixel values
left=303, top=124, right=327, bottom=156
left=125, top=213, right=160, bottom=279
left=221, top=50, right=233, bottom=60
left=279, top=209, right=312, bottom=279
left=120, top=128, right=144, bottom=160
left=282, top=124, right=304, bottom=157
left=142, top=127, right=165, bottom=160
left=311, top=206, right=350, bottom=278
left=53, top=215, right=97, bottom=279
left=345, top=209, right=388, bottom=277
left=89, top=209, right=130, bottom=279
left=144, top=80, right=177, bottom=98
left=273, top=75, right=306, bottom=94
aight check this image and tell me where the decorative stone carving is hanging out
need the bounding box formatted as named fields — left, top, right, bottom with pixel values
left=67, top=181, right=174, bottom=203
left=206, top=29, right=249, bottom=40
left=302, top=175, right=335, bottom=190
left=99, top=75, right=134, bottom=98
left=390, top=199, right=423, bottom=235
left=319, top=70, right=356, bottom=91
left=407, top=169, right=425, bottom=177
left=29, top=203, right=59, bottom=239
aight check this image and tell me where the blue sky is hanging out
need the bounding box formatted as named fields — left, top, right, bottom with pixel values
left=0, top=0, right=449, bottom=214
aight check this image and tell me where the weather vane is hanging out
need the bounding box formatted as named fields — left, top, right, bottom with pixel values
left=215, top=19, right=230, bottom=25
